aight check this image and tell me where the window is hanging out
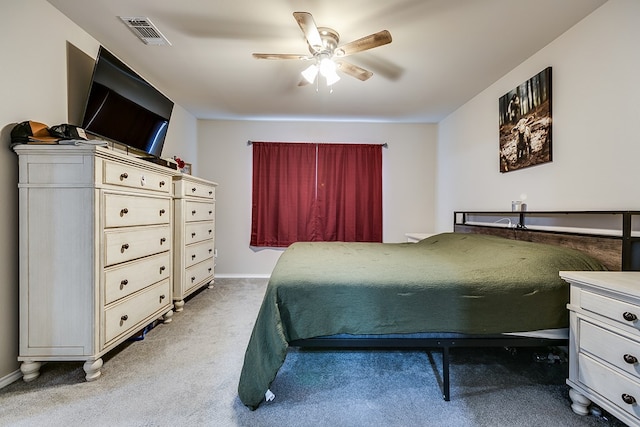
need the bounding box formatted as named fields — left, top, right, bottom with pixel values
left=250, top=142, right=382, bottom=247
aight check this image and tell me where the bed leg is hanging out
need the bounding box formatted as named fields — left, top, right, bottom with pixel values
left=442, top=346, right=450, bottom=401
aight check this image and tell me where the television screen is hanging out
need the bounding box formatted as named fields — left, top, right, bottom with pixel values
left=81, top=46, right=174, bottom=158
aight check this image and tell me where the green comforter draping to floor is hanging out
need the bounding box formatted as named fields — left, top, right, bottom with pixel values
left=238, top=232, right=606, bottom=409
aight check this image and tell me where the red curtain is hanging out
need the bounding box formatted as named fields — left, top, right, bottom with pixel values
left=317, top=144, right=382, bottom=242
left=250, top=142, right=317, bottom=247
left=250, top=142, right=383, bottom=247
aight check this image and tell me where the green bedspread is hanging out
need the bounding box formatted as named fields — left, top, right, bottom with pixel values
left=238, top=232, right=606, bottom=409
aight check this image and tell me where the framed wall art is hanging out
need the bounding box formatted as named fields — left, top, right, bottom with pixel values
left=498, top=67, right=552, bottom=173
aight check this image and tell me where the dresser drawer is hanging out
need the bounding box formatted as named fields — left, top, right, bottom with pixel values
left=104, top=279, right=171, bottom=344
left=582, top=290, right=640, bottom=333
left=178, top=181, right=215, bottom=199
left=185, top=240, right=214, bottom=268
left=184, top=259, right=214, bottom=292
left=580, top=320, right=640, bottom=380
left=104, top=193, right=171, bottom=228
left=185, top=221, right=214, bottom=245
left=104, top=252, right=171, bottom=305
left=103, top=160, right=170, bottom=194
left=185, top=200, right=215, bottom=223
left=579, top=353, right=640, bottom=420
left=104, top=225, right=171, bottom=266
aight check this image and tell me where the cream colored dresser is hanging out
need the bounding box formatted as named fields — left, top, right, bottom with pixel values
left=172, top=174, right=217, bottom=311
left=14, top=145, right=176, bottom=382
left=561, top=271, right=640, bottom=426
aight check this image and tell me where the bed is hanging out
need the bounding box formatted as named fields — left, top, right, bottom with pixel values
left=237, top=215, right=624, bottom=410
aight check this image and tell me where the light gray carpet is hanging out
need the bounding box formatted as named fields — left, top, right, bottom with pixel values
left=0, top=278, right=625, bottom=426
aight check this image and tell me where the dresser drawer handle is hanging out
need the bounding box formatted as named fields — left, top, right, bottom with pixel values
left=191, top=276, right=196, bottom=282
left=191, top=232, right=196, bottom=238
left=120, top=279, right=128, bottom=289
left=624, top=354, right=638, bottom=364
left=120, top=208, right=129, bottom=216
left=159, top=209, right=166, bottom=215
left=622, top=394, right=636, bottom=405
left=159, top=294, right=166, bottom=301
left=120, top=172, right=128, bottom=180
left=192, top=187, right=197, bottom=193
left=160, top=237, right=167, bottom=244
left=209, top=190, right=213, bottom=195
left=192, top=210, right=197, bottom=215
left=209, top=210, right=213, bottom=215
left=121, top=243, right=129, bottom=252
left=623, top=312, right=638, bottom=322
left=208, top=267, right=212, bottom=273
left=120, top=315, right=128, bottom=322
left=160, top=266, right=166, bottom=272
left=192, top=254, right=197, bottom=260
left=208, top=229, right=212, bottom=234
left=209, top=249, right=213, bottom=253
left=159, top=181, right=165, bottom=187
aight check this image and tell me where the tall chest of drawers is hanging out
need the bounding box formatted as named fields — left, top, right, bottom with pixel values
left=13, top=145, right=176, bottom=382
left=561, top=271, right=640, bottom=426
left=172, top=174, right=217, bottom=311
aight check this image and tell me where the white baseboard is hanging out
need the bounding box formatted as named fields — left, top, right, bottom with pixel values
left=0, top=369, right=22, bottom=389
left=215, top=274, right=271, bottom=279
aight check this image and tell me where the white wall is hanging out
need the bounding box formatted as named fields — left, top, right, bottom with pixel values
left=0, top=0, right=198, bottom=386
left=197, top=120, right=437, bottom=276
left=435, top=0, right=640, bottom=231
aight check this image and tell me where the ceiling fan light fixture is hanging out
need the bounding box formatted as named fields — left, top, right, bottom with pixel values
left=301, top=64, right=319, bottom=84
left=323, top=67, right=341, bottom=86
left=319, top=57, right=340, bottom=86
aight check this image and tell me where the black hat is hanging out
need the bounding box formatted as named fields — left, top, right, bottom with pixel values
left=48, top=124, right=89, bottom=141
left=11, top=121, right=60, bottom=145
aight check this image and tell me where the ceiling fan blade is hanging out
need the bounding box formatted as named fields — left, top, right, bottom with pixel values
left=293, top=12, right=323, bottom=52
left=252, top=53, right=312, bottom=60
left=335, top=60, right=373, bottom=81
left=335, top=30, right=392, bottom=57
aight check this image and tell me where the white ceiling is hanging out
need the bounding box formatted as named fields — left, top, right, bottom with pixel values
left=47, top=0, right=607, bottom=123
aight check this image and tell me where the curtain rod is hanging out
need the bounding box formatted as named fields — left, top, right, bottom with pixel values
left=247, top=140, right=388, bottom=148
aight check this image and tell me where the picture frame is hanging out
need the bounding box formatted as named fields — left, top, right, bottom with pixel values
left=181, top=163, right=192, bottom=175
left=498, top=67, right=552, bottom=173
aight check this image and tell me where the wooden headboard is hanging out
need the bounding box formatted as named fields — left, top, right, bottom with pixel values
left=453, top=211, right=640, bottom=271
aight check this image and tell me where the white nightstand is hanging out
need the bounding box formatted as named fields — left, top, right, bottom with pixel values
left=560, top=271, right=640, bottom=426
left=405, top=233, right=435, bottom=243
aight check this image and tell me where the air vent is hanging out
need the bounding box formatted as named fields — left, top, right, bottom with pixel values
left=119, top=16, right=171, bottom=46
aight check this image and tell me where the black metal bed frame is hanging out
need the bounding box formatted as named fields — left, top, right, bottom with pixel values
left=290, top=334, right=567, bottom=401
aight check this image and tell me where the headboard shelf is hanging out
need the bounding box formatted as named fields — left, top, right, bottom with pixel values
left=454, top=210, right=640, bottom=271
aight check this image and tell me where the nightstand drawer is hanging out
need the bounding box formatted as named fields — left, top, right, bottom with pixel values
left=580, top=320, right=640, bottom=380
left=582, top=290, right=640, bottom=333
left=579, top=353, right=640, bottom=420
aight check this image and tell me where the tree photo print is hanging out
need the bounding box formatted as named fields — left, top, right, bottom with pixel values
left=499, top=67, right=552, bottom=173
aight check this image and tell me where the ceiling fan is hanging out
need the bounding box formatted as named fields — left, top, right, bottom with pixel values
left=252, top=12, right=392, bottom=87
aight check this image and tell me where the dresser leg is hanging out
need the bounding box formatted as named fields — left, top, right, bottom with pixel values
left=569, top=388, right=591, bottom=415
left=83, top=358, right=103, bottom=382
left=174, top=300, right=185, bottom=312
left=208, top=280, right=214, bottom=289
left=20, top=361, right=41, bottom=382
left=162, top=309, right=174, bottom=324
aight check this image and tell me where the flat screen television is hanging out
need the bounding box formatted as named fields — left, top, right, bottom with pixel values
left=81, top=46, right=174, bottom=158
